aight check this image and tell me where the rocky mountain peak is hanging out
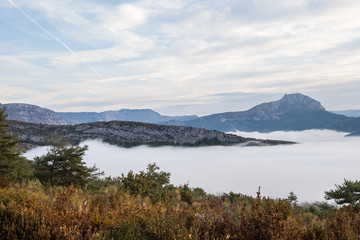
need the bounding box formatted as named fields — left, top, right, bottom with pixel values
left=249, top=93, right=326, bottom=114
left=279, top=93, right=325, bottom=110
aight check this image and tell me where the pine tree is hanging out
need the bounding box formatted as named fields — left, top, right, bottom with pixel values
left=33, top=144, right=100, bottom=187
left=0, top=104, right=30, bottom=181
left=325, top=179, right=360, bottom=207
left=285, top=191, right=298, bottom=208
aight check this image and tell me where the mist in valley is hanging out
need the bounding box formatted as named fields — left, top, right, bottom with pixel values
left=25, top=130, right=360, bottom=203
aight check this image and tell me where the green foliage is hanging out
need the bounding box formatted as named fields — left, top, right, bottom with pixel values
left=317, top=202, right=337, bottom=213
left=120, top=163, right=173, bottom=202
left=0, top=104, right=32, bottom=182
left=33, top=144, right=100, bottom=187
left=297, top=201, right=337, bottom=218
left=286, top=191, right=298, bottom=208
left=192, top=187, right=207, bottom=201
left=325, top=179, right=360, bottom=207
left=87, top=176, right=123, bottom=192
left=222, top=191, right=253, bottom=204
left=179, top=184, right=194, bottom=204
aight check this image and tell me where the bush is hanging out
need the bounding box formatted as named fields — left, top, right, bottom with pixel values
left=1, top=179, right=360, bottom=239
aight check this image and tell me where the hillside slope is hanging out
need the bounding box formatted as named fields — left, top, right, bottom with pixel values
left=3, top=103, right=68, bottom=125
left=7, top=120, right=293, bottom=147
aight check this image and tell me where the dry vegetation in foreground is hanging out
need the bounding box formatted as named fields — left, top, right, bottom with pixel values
left=1, top=177, right=360, bottom=240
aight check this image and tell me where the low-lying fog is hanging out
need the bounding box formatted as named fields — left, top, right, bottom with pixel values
left=24, top=130, right=360, bottom=203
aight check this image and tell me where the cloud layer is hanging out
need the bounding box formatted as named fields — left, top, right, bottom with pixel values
left=25, top=130, right=360, bottom=203
left=1, top=0, right=360, bottom=114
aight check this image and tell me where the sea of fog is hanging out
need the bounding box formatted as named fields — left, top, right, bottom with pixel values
left=24, top=130, right=360, bottom=203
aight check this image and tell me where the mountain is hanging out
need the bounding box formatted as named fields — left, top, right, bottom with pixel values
left=176, top=93, right=360, bottom=133
left=6, top=120, right=293, bottom=148
left=2, top=103, right=198, bottom=125
left=3, top=103, right=68, bottom=125
left=331, top=110, right=360, bottom=117
left=58, top=109, right=198, bottom=125
left=3, top=93, right=360, bottom=135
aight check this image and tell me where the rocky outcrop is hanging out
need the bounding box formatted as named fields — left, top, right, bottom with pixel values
left=7, top=120, right=293, bottom=147
left=247, top=93, right=326, bottom=117
left=3, top=103, right=68, bottom=125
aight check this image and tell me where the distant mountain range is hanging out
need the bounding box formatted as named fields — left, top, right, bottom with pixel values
left=177, top=93, right=360, bottom=134
left=331, top=110, right=360, bottom=117
left=58, top=109, right=198, bottom=125
left=3, top=103, right=198, bottom=125
left=2, top=93, right=360, bottom=136
left=3, top=103, right=68, bottom=125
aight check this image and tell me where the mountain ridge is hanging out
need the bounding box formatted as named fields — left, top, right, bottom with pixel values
left=7, top=120, right=293, bottom=148
left=58, top=109, right=198, bottom=124
left=3, top=103, right=198, bottom=125
left=175, top=93, right=360, bottom=134
left=3, top=93, right=360, bottom=135
left=3, top=103, right=68, bottom=125
left=331, top=110, right=360, bottom=117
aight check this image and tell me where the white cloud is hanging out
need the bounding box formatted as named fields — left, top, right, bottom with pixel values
left=139, top=0, right=192, bottom=11
left=99, top=4, right=147, bottom=32
left=24, top=130, right=360, bottom=202
left=253, top=0, right=311, bottom=10
left=2, top=0, right=360, bottom=113
left=50, top=36, right=154, bottom=65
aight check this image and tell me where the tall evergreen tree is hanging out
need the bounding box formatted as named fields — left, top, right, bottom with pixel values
left=325, top=179, right=360, bottom=207
left=33, top=144, right=100, bottom=187
left=0, top=104, right=30, bottom=181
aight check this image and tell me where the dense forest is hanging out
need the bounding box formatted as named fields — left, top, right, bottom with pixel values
left=1, top=105, right=360, bottom=239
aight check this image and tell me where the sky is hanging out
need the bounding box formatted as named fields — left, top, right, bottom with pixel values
left=24, top=130, right=360, bottom=202
left=1, top=0, right=360, bottom=115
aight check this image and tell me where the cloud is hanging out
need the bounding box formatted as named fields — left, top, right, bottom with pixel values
left=50, top=34, right=154, bottom=65
left=256, top=0, right=311, bottom=9
left=2, top=0, right=360, bottom=113
left=99, top=4, right=147, bottom=32
left=140, top=0, right=192, bottom=11
left=7, top=0, right=102, bottom=77
left=24, top=130, right=360, bottom=202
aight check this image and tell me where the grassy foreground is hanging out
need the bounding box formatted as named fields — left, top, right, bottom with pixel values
left=1, top=179, right=359, bottom=240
